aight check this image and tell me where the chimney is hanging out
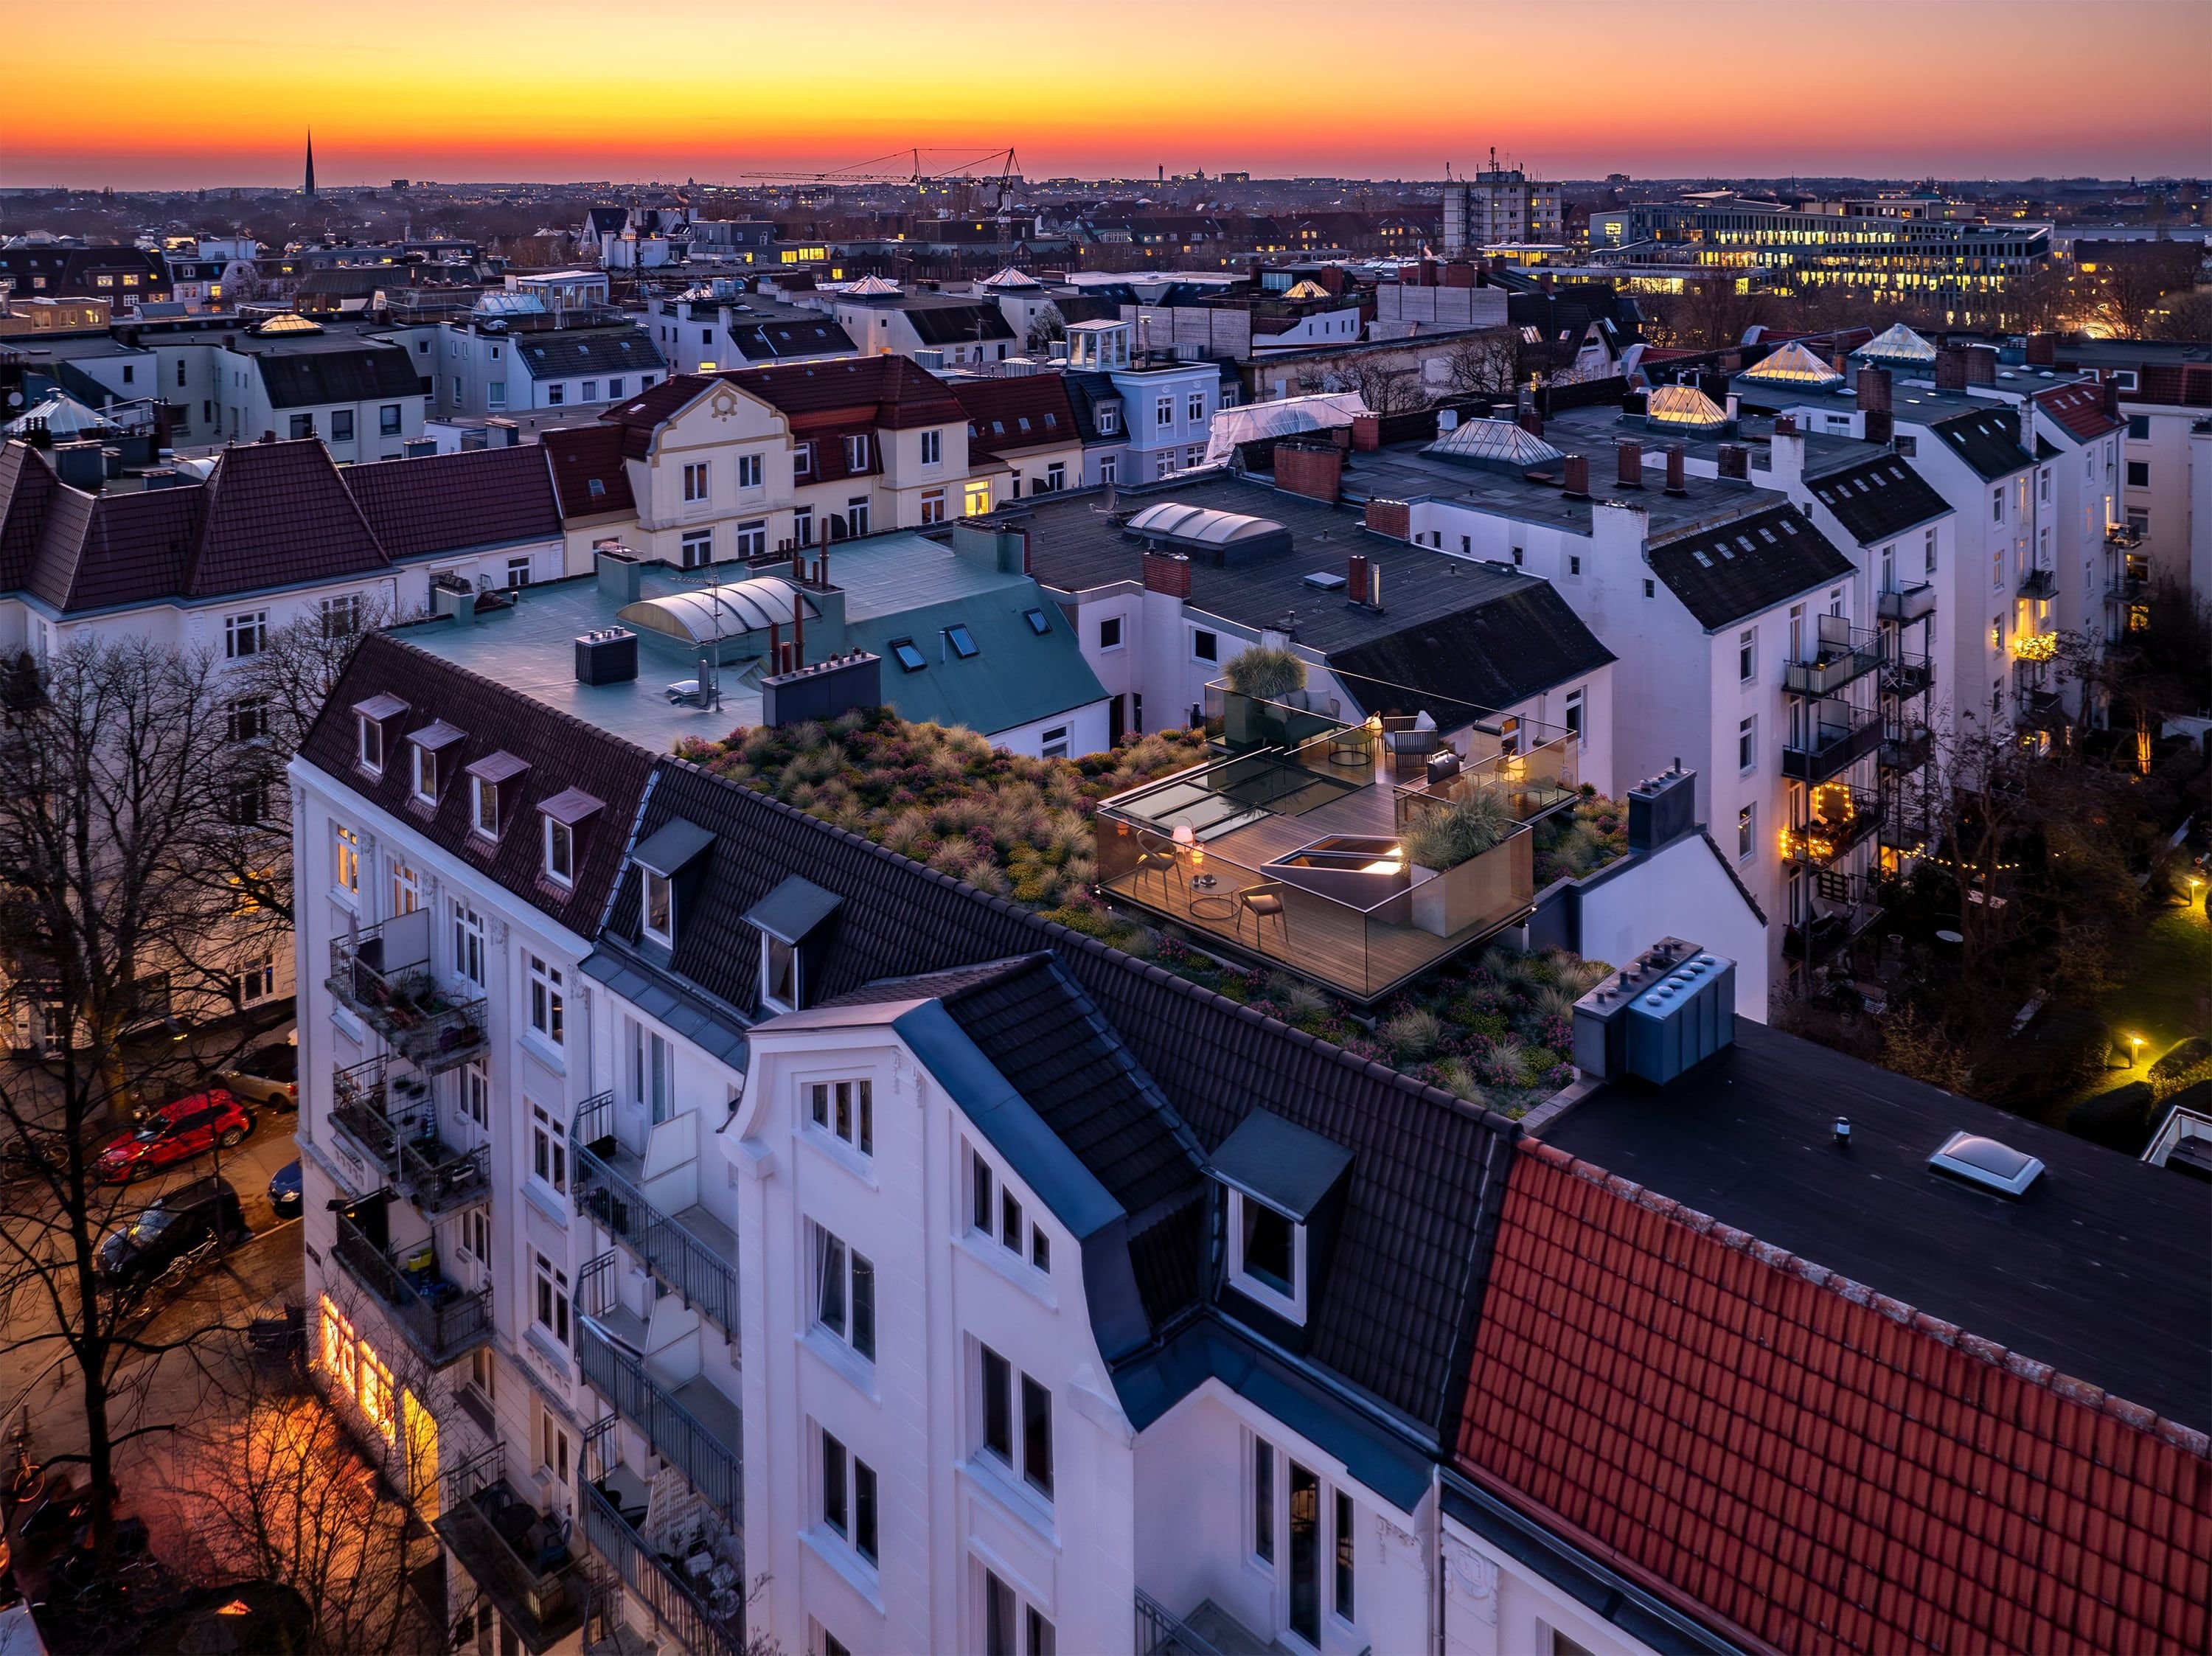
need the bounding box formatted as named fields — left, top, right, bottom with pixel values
left=1366, top=562, right=1385, bottom=611
left=1627, top=766, right=1698, bottom=854
left=792, top=591, right=806, bottom=667
left=1965, top=345, right=1997, bottom=386
left=1539, top=272, right=1554, bottom=294
left=1363, top=498, right=1411, bottom=540
left=1774, top=413, right=1798, bottom=436
left=594, top=543, right=642, bottom=604
left=1275, top=439, right=1342, bottom=503
left=1561, top=453, right=1590, bottom=497
left=1856, top=366, right=1892, bottom=413
left=1517, top=406, right=1544, bottom=439
left=1142, top=549, right=1192, bottom=598
left=1717, top=443, right=1749, bottom=482
left=260, top=430, right=276, bottom=444
left=1935, top=347, right=1968, bottom=391
left=1615, top=438, right=1643, bottom=487
left=1864, top=408, right=1893, bottom=445
left=2101, top=376, right=2121, bottom=419
left=2025, top=332, right=2056, bottom=366
left=1349, top=414, right=1380, bottom=451
left=49, top=440, right=105, bottom=491
left=1346, top=553, right=1369, bottom=605
left=1664, top=445, right=1686, bottom=494
left=1769, top=422, right=1804, bottom=487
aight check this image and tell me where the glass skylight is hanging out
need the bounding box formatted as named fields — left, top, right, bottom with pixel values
left=1741, top=341, right=1842, bottom=385
left=1857, top=323, right=1937, bottom=365
left=1646, top=385, right=1730, bottom=428
left=1422, top=417, right=1565, bottom=467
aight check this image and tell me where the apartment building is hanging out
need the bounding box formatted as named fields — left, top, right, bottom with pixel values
left=950, top=375, right=1088, bottom=504
left=1061, top=320, right=1222, bottom=483
left=1439, top=167, right=1562, bottom=255
left=645, top=290, right=857, bottom=375
left=2048, top=339, right=2212, bottom=600
left=290, top=633, right=2211, bottom=1656
left=798, top=281, right=1019, bottom=371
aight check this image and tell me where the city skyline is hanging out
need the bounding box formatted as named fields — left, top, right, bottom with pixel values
left=4, top=0, right=2207, bottom=190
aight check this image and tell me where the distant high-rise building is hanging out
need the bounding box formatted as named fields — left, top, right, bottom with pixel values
left=1441, top=161, right=1561, bottom=254
left=304, top=131, right=315, bottom=199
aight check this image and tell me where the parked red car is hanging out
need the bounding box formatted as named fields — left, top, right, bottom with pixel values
left=96, top=1090, right=256, bottom=1183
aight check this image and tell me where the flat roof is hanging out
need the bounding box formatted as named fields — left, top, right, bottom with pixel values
left=1540, top=401, right=1869, bottom=475
left=1540, top=1018, right=2212, bottom=1429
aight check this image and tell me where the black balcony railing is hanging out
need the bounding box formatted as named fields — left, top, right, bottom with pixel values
left=580, top=1479, right=747, bottom=1656
left=1879, top=725, right=1934, bottom=773
left=1782, top=708, right=1882, bottom=784
left=1136, top=1590, right=1227, bottom=1656
left=2105, top=521, right=2143, bottom=550
left=2017, top=566, right=2057, bottom=601
left=327, top=927, right=489, bottom=1074
left=1877, top=582, right=1937, bottom=625
left=397, top=1135, right=490, bottom=1217
left=2019, top=687, right=2066, bottom=729
left=571, top=1094, right=737, bottom=1334
left=1782, top=787, right=1883, bottom=867
left=1882, top=652, right=1933, bottom=700
left=434, top=1455, right=585, bottom=1651
left=330, top=1057, right=398, bottom=1170
left=576, top=1321, right=742, bottom=1528
left=330, top=1211, right=491, bottom=1366
left=1784, top=616, right=1885, bottom=697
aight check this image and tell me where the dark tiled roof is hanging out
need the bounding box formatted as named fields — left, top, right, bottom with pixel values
left=1928, top=406, right=2034, bottom=481
left=244, top=341, right=424, bottom=409
left=186, top=439, right=389, bottom=596
left=1458, top=1138, right=2212, bottom=1656
left=734, top=355, right=966, bottom=431
left=1328, top=585, right=1615, bottom=714
left=2034, top=381, right=2124, bottom=443
left=0, top=442, right=61, bottom=593
left=1647, top=501, right=1854, bottom=630
left=299, top=633, right=655, bottom=934
left=343, top=444, right=562, bottom=560
left=32, top=484, right=199, bottom=612
left=516, top=327, right=665, bottom=384
left=2129, top=363, right=2212, bottom=408
left=608, top=756, right=1520, bottom=1433
left=900, top=302, right=1016, bottom=347
left=1060, top=371, right=1125, bottom=445
left=728, top=319, right=853, bottom=361
left=543, top=425, right=635, bottom=517
left=1803, top=451, right=1951, bottom=546
left=951, top=376, right=1080, bottom=459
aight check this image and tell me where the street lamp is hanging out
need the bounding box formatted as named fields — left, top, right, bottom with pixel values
left=2127, top=1033, right=2146, bottom=1068
left=2189, top=874, right=2205, bottom=911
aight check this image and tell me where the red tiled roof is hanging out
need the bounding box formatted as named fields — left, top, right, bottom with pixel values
left=2128, top=363, right=2212, bottom=409
left=186, top=439, right=388, bottom=596
left=951, top=375, right=1080, bottom=459
left=543, top=424, right=635, bottom=518
left=343, top=443, right=561, bottom=560
left=1458, top=1141, right=2212, bottom=1656
left=2035, top=382, right=2124, bottom=442
left=731, top=354, right=964, bottom=431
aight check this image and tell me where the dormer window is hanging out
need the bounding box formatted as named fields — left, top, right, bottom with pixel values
left=1209, top=1108, right=1353, bottom=1332
left=742, top=874, right=843, bottom=1015
left=463, top=751, right=529, bottom=843
left=360, top=717, right=384, bottom=773
left=537, top=787, right=603, bottom=891
left=471, top=776, right=500, bottom=838
left=350, top=693, right=406, bottom=776
left=630, top=815, right=717, bottom=956
left=642, top=868, right=674, bottom=946
left=545, top=817, right=574, bottom=886
left=406, top=720, right=465, bottom=804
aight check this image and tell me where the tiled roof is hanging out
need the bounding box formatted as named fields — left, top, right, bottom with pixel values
left=733, top=355, right=965, bottom=431
left=1458, top=1140, right=2212, bottom=1656
left=728, top=319, right=853, bottom=361
left=1648, top=502, right=1854, bottom=630
left=543, top=425, right=635, bottom=518
left=2128, top=363, right=2212, bottom=409
left=515, top=327, right=664, bottom=385
left=186, top=439, right=389, bottom=596
left=607, top=755, right=1521, bottom=1431
left=0, top=442, right=61, bottom=593
left=1804, top=452, right=1951, bottom=546
left=244, top=341, right=424, bottom=410
left=299, top=633, right=655, bottom=935
left=900, top=302, right=1016, bottom=348
left=1928, top=406, right=2034, bottom=481
left=952, top=376, right=1081, bottom=459
left=1328, top=584, right=1615, bottom=714
left=342, top=444, right=562, bottom=560
left=2034, top=382, right=2124, bottom=443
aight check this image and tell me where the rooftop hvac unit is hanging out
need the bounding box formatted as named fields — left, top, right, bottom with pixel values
left=574, top=627, right=637, bottom=686
left=913, top=348, right=945, bottom=370
left=1571, top=937, right=1736, bottom=1085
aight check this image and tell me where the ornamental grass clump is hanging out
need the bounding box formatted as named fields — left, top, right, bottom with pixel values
left=1222, top=644, right=1307, bottom=702
left=1403, top=787, right=1515, bottom=872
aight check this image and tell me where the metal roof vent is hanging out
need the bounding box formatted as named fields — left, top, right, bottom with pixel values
left=1928, top=1131, right=2045, bottom=1197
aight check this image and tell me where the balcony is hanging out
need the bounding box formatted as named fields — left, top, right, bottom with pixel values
left=1879, top=724, right=1934, bottom=773
left=1882, top=651, right=1933, bottom=700
left=2105, top=521, right=2143, bottom=550
left=397, top=1134, right=490, bottom=1218
left=1136, top=1590, right=1304, bottom=1656
left=1781, top=785, right=1882, bottom=867
left=1877, top=582, right=1937, bottom=624
left=330, top=1057, right=400, bottom=1171
left=1783, top=616, right=1885, bottom=697
left=1784, top=900, right=1883, bottom=967
left=571, top=1095, right=737, bottom=1336
left=1095, top=724, right=1538, bottom=1003
left=434, top=1449, right=585, bottom=1654
left=1782, top=704, right=1882, bottom=785
left=327, top=922, right=488, bottom=1074
left=580, top=1476, right=746, bottom=1656
left=576, top=1319, right=742, bottom=1528
left=2017, top=566, right=2057, bottom=602
left=330, top=1210, right=491, bottom=1366
left=2019, top=686, right=2066, bottom=730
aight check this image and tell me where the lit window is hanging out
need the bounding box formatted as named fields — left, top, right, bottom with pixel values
left=334, top=826, right=360, bottom=894
left=356, top=714, right=383, bottom=773
left=642, top=868, right=674, bottom=945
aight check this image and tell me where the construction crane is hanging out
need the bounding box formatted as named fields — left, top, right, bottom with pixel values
left=712, top=147, right=1019, bottom=191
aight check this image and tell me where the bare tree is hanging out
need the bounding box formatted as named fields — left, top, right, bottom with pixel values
left=1332, top=356, right=1425, bottom=416
left=0, top=637, right=289, bottom=1564
left=1441, top=330, right=1523, bottom=400
left=1024, top=302, right=1066, bottom=353
left=2087, top=243, right=2202, bottom=340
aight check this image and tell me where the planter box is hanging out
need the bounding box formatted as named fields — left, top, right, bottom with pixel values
left=1410, top=828, right=1533, bottom=938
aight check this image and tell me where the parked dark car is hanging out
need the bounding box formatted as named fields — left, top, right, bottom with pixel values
left=268, top=1158, right=302, bottom=1220
left=217, top=1043, right=298, bottom=1112
left=95, top=1090, right=254, bottom=1183
left=97, top=1178, right=247, bottom=1294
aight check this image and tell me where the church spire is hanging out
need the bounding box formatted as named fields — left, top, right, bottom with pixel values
left=304, top=131, right=316, bottom=200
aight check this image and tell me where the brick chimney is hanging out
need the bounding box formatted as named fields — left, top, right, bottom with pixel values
left=1665, top=445, right=1686, bottom=494
left=1615, top=438, right=1643, bottom=487
left=2025, top=333, right=2056, bottom=366
left=1346, top=553, right=1370, bottom=603
left=1275, top=439, right=1343, bottom=504
left=1349, top=414, right=1381, bottom=451
left=1935, top=347, right=1968, bottom=391
left=1965, top=345, right=1997, bottom=386
left=1717, top=443, right=1749, bottom=482
left=1142, top=549, right=1191, bottom=597
left=1561, top=453, right=1590, bottom=496
left=1363, top=498, right=1410, bottom=540
left=1857, top=366, right=1892, bottom=413
left=2101, top=376, right=2121, bottom=419
left=1517, top=407, right=1544, bottom=439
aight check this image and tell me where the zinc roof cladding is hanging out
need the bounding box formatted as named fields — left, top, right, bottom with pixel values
left=1646, top=501, right=1854, bottom=631
left=1802, top=451, right=1951, bottom=545
left=726, top=319, right=854, bottom=361
left=542, top=423, right=636, bottom=517
left=950, top=375, right=1080, bottom=459
left=2034, top=381, right=2124, bottom=443
left=299, top=633, right=655, bottom=936
left=1928, top=406, right=2035, bottom=481
left=516, top=326, right=665, bottom=383
left=608, top=754, right=1523, bottom=1434
left=341, top=442, right=562, bottom=561
left=1458, top=1138, right=2212, bottom=1656
left=1211, top=1108, right=1354, bottom=1221
left=1540, top=1017, right=2212, bottom=1429
left=241, top=338, right=424, bottom=409
left=1058, top=372, right=1126, bottom=445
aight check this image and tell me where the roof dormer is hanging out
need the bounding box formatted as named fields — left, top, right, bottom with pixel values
left=1209, top=1109, right=1354, bottom=1337
left=350, top=693, right=407, bottom=777
left=464, top=750, right=529, bottom=843
left=406, top=719, right=465, bottom=807
left=743, top=874, right=843, bottom=1015
left=629, top=815, right=716, bottom=958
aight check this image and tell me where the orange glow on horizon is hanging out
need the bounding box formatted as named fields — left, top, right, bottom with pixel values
left=4, top=0, right=2206, bottom=189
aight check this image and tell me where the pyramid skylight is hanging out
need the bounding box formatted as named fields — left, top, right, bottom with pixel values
left=1424, top=417, right=1565, bottom=467
left=1857, top=323, right=1936, bottom=365
left=1742, top=341, right=1842, bottom=385
left=1647, top=385, right=1730, bottom=429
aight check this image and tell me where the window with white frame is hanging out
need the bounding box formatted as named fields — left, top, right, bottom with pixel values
left=228, top=695, right=269, bottom=744
left=735, top=521, right=768, bottom=558
left=983, top=1568, right=1055, bottom=1656
left=462, top=1060, right=488, bottom=1128
left=334, top=826, right=360, bottom=895
left=1192, top=629, right=1218, bottom=664
left=641, top=868, right=674, bottom=946
left=356, top=712, right=384, bottom=773
left=808, top=1079, right=872, bottom=1155
left=1739, top=716, right=1757, bottom=773
left=762, top=934, right=798, bottom=1012
left=1187, top=390, right=1206, bottom=422
left=627, top=1019, right=672, bottom=1123
left=530, top=1102, right=566, bottom=1193
left=810, top=1222, right=876, bottom=1361
left=1564, top=689, right=1583, bottom=745
left=1249, top=1441, right=1353, bottom=1646
left=844, top=434, right=869, bottom=472
left=532, top=1250, right=571, bottom=1347
left=1738, top=627, right=1757, bottom=683
left=967, top=1145, right=1052, bottom=1271
left=1040, top=726, right=1068, bottom=761
left=224, top=610, right=267, bottom=659
left=389, top=860, right=419, bottom=916
left=452, top=900, right=486, bottom=988
left=527, top=954, right=564, bottom=1046
left=543, top=815, right=574, bottom=887
left=470, top=773, right=501, bottom=841
left=1155, top=394, right=1173, bottom=428
left=1226, top=1190, right=1305, bottom=1323
left=920, top=428, right=944, bottom=465
left=320, top=594, right=363, bottom=640
left=919, top=489, right=947, bottom=525
left=538, top=1406, right=570, bottom=1490
left=817, top=1427, right=877, bottom=1566
left=793, top=442, right=813, bottom=478
left=237, top=953, right=275, bottom=1004
left=976, top=1342, right=1053, bottom=1500
left=1739, top=804, right=1756, bottom=861
left=681, top=528, right=713, bottom=569
left=736, top=452, right=764, bottom=490
left=411, top=741, right=443, bottom=804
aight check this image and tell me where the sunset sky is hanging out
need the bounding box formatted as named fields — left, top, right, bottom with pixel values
left=7, top=0, right=2206, bottom=189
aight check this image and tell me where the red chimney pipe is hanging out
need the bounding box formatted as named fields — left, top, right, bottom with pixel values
left=1562, top=453, right=1589, bottom=496
left=1665, top=445, right=1686, bottom=493
left=792, top=591, right=805, bottom=667
left=768, top=620, right=782, bottom=672
left=1615, top=438, right=1643, bottom=487
left=1347, top=553, right=1369, bottom=604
